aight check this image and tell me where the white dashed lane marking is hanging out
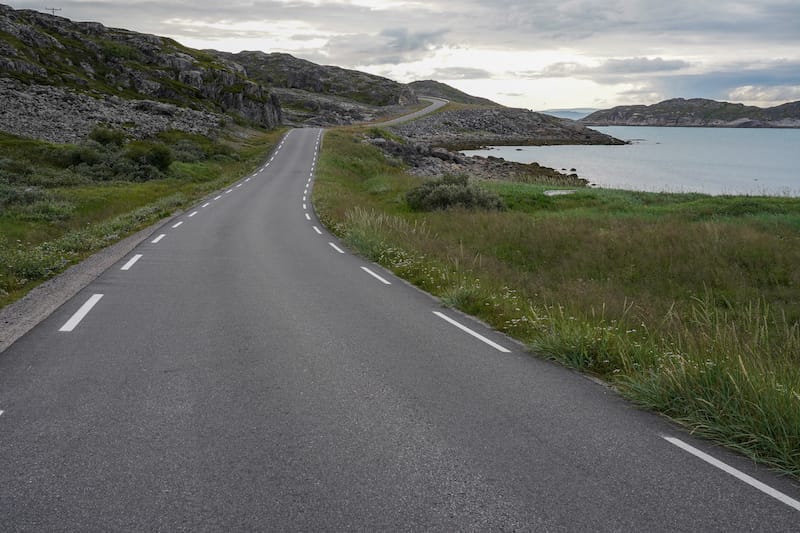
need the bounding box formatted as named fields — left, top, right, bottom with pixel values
left=361, top=267, right=391, bottom=285
left=188, top=211, right=198, bottom=217
left=151, top=234, right=166, bottom=244
left=663, top=437, right=800, bottom=512
left=328, top=242, right=345, bottom=254
left=305, top=213, right=311, bottom=221
left=59, top=294, right=104, bottom=332
left=202, top=202, right=210, bottom=208
left=172, top=221, right=184, bottom=229
left=313, top=226, right=323, bottom=235
left=214, top=195, right=222, bottom=201
left=433, top=311, right=510, bottom=353
left=120, top=254, right=142, bottom=271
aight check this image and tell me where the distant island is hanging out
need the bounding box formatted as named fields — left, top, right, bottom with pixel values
left=581, top=98, right=800, bottom=128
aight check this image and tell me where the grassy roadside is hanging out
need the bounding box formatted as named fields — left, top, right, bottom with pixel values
left=1, top=126, right=285, bottom=308
left=314, top=128, right=800, bottom=478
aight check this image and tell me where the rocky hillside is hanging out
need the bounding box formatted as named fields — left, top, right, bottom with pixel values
left=408, top=80, right=500, bottom=106
left=582, top=98, right=800, bottom=128
left=0, top=4, right=280, bottom=142
left=390, top=107, right=625, bottom=149
left=217, top=51, right=417, bottom=108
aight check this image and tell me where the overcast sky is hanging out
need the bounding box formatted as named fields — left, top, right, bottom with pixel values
left=8, top=0, right=800, bottom=109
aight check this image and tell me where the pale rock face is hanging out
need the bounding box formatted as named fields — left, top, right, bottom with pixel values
left=0, top=4, right=282, bottom=141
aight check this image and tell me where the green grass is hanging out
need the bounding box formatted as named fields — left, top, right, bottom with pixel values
left=0, top=127, right=285, bottom=307
left=313, top=128, right=800, bottom=478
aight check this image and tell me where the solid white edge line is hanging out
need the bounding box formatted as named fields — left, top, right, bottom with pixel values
left=432, top=311, right=511, bottom=353
left=151, top=234, right=166, bottom=244
left=120, top=254, right=142, bottom=271
left=305, top=213, right=311, bottom=221
left=313, top=226, right=322, bottom=235
left=361, top=266, right=391, bottom=285
left=328, top=242, right=345, bottom=254
left=59, top=294, right=103, bottom=332
left=172, top=221, right=183, bottom=228
left=662, top=436, right=800, bottom=512
left=188, top=211, right=198, bottom=217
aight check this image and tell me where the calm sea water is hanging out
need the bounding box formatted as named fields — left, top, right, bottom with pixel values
left=462, top=126, right=800, bottom=196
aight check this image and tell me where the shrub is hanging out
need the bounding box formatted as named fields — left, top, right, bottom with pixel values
left=124, top=141, right=173, bottom=172
left=89, top=126, right=126, bottom=147
left=67, top=145, right=102, bottom=166
left=0, top=184, right=47, bottom=207
left=406, top=174, right=505, bottom=212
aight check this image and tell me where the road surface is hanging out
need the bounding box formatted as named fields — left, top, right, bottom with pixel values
left=378, top=96, right=448, bottom=126
left=1, top=127, right=798, bottom=531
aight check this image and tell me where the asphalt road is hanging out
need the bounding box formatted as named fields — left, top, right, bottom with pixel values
left=378, top=96, right=448, bottom=126
left=1, top=127, right=799, bottom=531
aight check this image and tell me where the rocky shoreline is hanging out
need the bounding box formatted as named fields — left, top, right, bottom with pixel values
left=366, top=134, right=588, bottom=186
left=389, top=107, right=625, bottom=150
left=368, top=105, right=623, bottom=186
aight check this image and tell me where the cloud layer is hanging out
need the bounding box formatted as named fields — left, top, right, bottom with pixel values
left=6, top=0, right=800, bottom=107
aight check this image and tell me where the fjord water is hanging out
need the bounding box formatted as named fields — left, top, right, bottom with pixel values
left=463, top=126, right=800, bottom=196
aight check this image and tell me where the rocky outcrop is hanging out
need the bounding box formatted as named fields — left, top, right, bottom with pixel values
left=582, top=98, right=800, bottom=128
left=390, top=107, right=625, bottom=149
left=0, top=78, right=221, bottom=143
left=0, top=4, right=281, bottom=134
left=365, top=135, right=587, bottom=186
left=217, top=51, right=418, bottom=107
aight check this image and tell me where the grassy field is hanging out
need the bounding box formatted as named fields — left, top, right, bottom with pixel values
left=314, top=127, right=800, bottom=477
left=0, top=126, right=284, bottom=308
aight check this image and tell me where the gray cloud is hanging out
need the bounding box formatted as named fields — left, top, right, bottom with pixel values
left=425, top=67, right=493, bottom=80
left=6, top=0, right=800, bottom=105
left=518, top=57, right=692, bottom=82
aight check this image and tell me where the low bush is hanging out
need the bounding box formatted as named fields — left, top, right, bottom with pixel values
left=124, top=141, right=173, bottom=173
left=89, top=126, right=126, bottom=147
left=406, top=174, right=505, bottom=211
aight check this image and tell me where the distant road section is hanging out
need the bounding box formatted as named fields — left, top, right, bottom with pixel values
left=379, top=96, right=448, bottom=126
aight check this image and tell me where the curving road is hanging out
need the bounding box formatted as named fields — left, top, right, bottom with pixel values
left=1, top=127, right=798, bottom=530
left=378, top=96, right=448, bottom=126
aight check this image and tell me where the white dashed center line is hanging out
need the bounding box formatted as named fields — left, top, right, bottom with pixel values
left=433, top=311, right=510, bottom=353
left=120, top=254, right=142, bottom=271
left=662, top=437, right=800, bottom=511
left=59, top=294, right=103, bottom=332
left=328, top=242, right=345, bottom=254
left=361, top=266, right=392, bottom=285
left=172, top=221, right=184, bottom=229
left=151, top=234, right=166, bottom=244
